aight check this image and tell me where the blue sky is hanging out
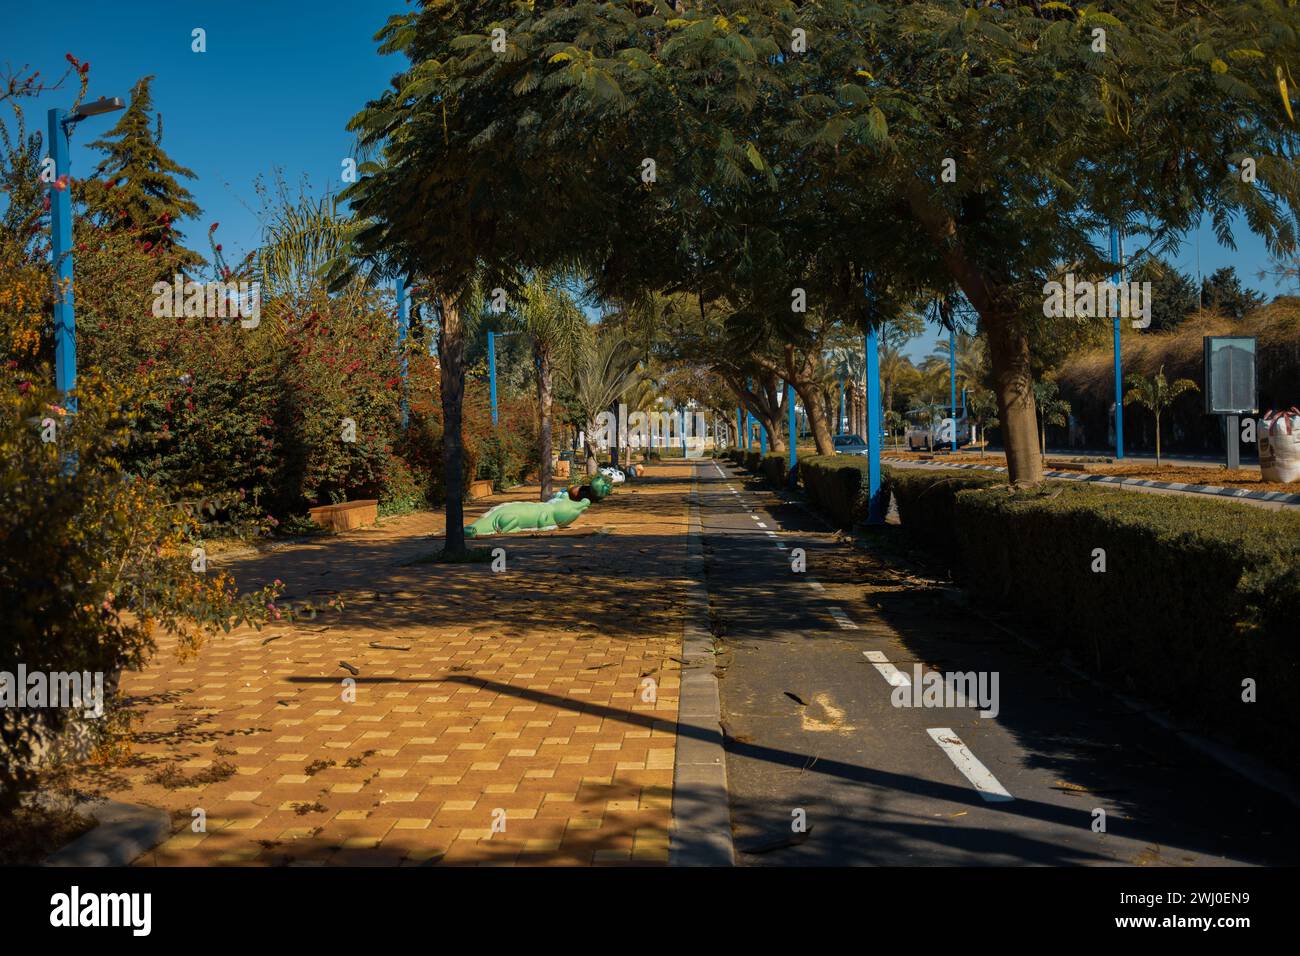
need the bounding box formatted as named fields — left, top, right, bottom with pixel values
left=4, top=0, right=1289, bottom=363
left=5, top=0, right=402, bottom=264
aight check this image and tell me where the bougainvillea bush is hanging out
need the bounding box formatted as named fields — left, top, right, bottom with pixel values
left=0, top=371, right=280, bottom=807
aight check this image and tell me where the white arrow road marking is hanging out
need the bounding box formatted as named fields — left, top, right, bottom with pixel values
left=829, top=607, right=858, bottom=630
left=927, top=728, right=1014, bottom=802
left=806, top=580, right=824, bottom=591
left=757, top=522, right=768, bottom=528
left=863, top=650, right=910, bottom=687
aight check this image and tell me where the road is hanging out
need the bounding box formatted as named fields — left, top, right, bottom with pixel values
left=694, top=459, right=1299, bottom=866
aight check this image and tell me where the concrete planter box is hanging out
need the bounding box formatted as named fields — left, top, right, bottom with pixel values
left=307, top=499, right=378, bottom=532
left=468, top=479, right=494, bottom=500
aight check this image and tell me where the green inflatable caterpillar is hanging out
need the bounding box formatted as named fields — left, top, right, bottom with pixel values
left=464, top=496, right=591, bottom=537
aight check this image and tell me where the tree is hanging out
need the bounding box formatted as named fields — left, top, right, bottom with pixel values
left=344, top=0, right=1300, bottom=501
left=80, top=76, right=203, bottom=272
left=1199, top=266, right=1266, bottom=321
left=566, top=329, right=642, bottom=474
left=1033, top=380, right=1072, bottom=457
left=966, top=388, right=1000, bottom=458
left=1123, top=365, right=1199, bottom=467
left=1131, top=256, right=1199, bottom=332
left=517, top=274, right=586, bottom=500
left=796, top=0, right=1300, bottom=486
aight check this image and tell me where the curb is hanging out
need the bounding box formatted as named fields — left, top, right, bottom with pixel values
left=882, top=457, right=1300, bottom=508
left=43, top=797, right=171, bottom=867
left=669, top=462, right=735, bottom=866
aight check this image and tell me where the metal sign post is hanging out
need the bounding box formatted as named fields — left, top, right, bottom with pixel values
left=1203, top=336, right=1257, bottom=470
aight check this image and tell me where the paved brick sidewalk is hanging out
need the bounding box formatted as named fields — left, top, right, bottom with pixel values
left=75, top=464, right=693, bottom=866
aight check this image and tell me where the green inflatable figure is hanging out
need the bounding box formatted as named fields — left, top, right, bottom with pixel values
left=589, top=473, right=613, bottom=499
left=464, top=496, right=591, bottom=537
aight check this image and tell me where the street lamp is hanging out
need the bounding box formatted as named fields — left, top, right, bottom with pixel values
left=864, top=322, right=884, bottom=524
left=787, top=381, right=797, bottom=485
left=487, top=329, right=520, bottom=426
left=1110, top=224, right=1125, bottom=459
left=949, top=327, right=958, bottom=452
left=49, top=95, right=124, bottom=405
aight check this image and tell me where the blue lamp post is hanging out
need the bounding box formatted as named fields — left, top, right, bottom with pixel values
left=787, top=383, right=797, bottom=484
left=864, top=325, right=885, bottom=523
left=736, top=404, right=742, bottom=450
left=48, top=97, right=123, bottom=407
left=744, top=378, right=753, bottom=450
left=838, top=379, right=845, bottom=436
left=1110, top=224, right=1125, bottom=459
left=487, top=330, right=499, bottom=426
left=949, top=327, right=958, bottom=451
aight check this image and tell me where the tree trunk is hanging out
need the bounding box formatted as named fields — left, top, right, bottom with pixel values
left=437, top=290, right=467, bottom=554
left=584, top=417, right=599, bottom=474
left=985, top=317, right=1042, bottom=486
left=793, top=381, right=835, bottom=455
left=609, top=401, right=620, bottom=469
left=536, top=344, right=554, bottom=501
left=1155, top=414, right=1162, bottom=467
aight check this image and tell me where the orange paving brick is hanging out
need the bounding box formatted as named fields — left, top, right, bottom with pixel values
left=61, top=466, right=694, bottom=867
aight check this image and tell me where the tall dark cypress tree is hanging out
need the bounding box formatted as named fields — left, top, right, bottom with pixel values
left=81, top=75, right=203, bottom=271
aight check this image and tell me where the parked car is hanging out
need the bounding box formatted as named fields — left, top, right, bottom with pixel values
left=904, top=421, right=937, bottom=451
left=905, top=412, right=970, bottom=451
left=833, top=433, right=869, bottom=455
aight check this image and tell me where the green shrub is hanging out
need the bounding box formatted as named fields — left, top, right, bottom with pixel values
left=797, top=454, right=874, bottom=529
left=1, top=373, right=280, bottom=808
left=759, top=451, right=791, bottom=487
left=889, top=468, right=1003, bottom=565
left=952, top=484, right=1300, bottom=763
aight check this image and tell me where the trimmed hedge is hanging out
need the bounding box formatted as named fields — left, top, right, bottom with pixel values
left=797, top=454, right=874, bottom=529
left=942, top=481, right=1300, bottom=763
left=888, top=468, right=1003, bottom=564
left=759, top=451, right=792, bottom=487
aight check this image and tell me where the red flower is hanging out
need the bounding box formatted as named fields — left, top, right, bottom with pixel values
left=215, top=243, right=222, bottom=252
left=209, top=222, right=219, bottom=233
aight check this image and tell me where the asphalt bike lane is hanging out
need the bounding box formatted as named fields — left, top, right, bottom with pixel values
left=695, top=459, right=1299, bottom=866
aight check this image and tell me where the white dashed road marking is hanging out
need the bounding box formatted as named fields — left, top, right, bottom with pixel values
left=829, top=607, right=858, bottom=630
left=926, top=728, right=1014, bottom=802
left=863, top=650, right=911, bottom=687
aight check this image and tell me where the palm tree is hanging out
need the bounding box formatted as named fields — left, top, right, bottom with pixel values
left=256, top=187, right=373, bottom=339
left=566, top=329, right=643, bottom=474
left=966, top=388, right=1000, bottom=458
left=830, top=347, right=864, bottom=435
left=1032, top=379, right=1072, bottom=458
left=517, top=274, right=586, bottom=500
left=1123, top=365, right=1199, bottom=467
